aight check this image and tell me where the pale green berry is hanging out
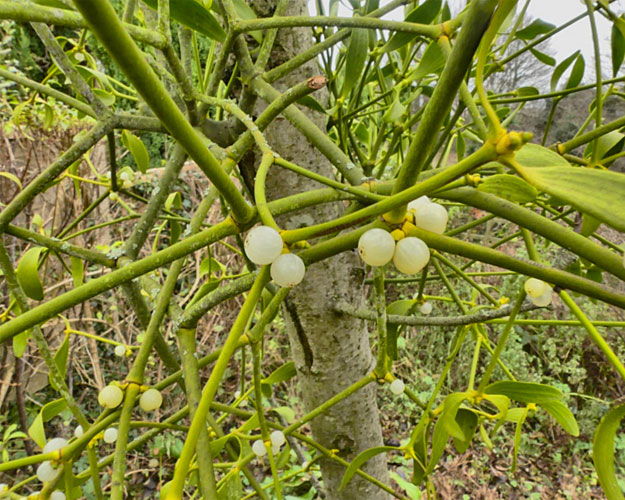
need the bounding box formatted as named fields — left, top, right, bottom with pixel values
left=390, top=379, right=405, bottom=395
left=51, top=491, right=66, bottom=500
left=270, top=430, right=286, bottom=448
left=109, top=192, right=119, bottom=202
left=98, top=385, right=123, bottom=409
left=139, top=388, right=163, bottom=412
left=43, top=437, right=68, bottom=454
left=270, top=253, right=306, bottom=287
left=103, top=427, right=118, bottom=444
left=244, top=226, right=283, bottom=265
left=414, top=202, right=448, bottom=234
left=407, top=195, right=431, bottom=214
left=271, top=443, right=281, bottom=455
left=74, top=425, right=84, bottom=439
left=358, top=228, right=395, bottom=266
left=524, top=278, right=548, bottom=298
left=114, top=345, right=126, bottom=357
left=419, top=301, right=433, bottom=315
left=529, top=286, right=553, bottom=307
left=393, top=237, right=430, bottom=275
left=252, top=439, right=267, bottom=457
left=36, top=461, right=59, bottom=482
left=74, top=51, right=85, bottom=62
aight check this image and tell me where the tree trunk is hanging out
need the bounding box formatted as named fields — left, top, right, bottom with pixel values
left=248, top=1, right=391, bottom=498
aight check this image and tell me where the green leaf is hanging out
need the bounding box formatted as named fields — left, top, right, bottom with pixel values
left=484, top=381, right=562, bottom=404
left=516, top=86, right=539, bottom=97
left=410, top=41, right=445, bottom=80
left=382, top=96, right=406, bottom=125
left=217, top=469, right=242, bottom=500
left=583, top=130, right=625, bottom=162
left=515, top=143, right=569, bottom=168
left=0, top=172, right=22, bottom=190
left=50, top=334, right=70, bottom=391
left=511, top=406, right=529, bottom=472
left=13, top=329, right=30, bottom=358
left=187, top=281, right=219, bottom=308
left=297, top=95, right=326, bottom=114
left=121, top=130, right=150, bottom=174
left=439, top=393, right=468, bottom=440
left=141, top=0, right=226, bottom=42
left=165, top=192, right=182, bottom=211
left=529, top=48, right=555, bottom=67
left=565, top=53, right=585, bottom=90
left=389, top=471, right=423, bottom=500
left=551, top=51, right=580, bottom=92
left=540, top=400, right=579, bottom=436
left=28, top=398, right=68, bottom=448
left=452, top=409, right=478, bottom=453
left=477, top=174, right=537, bottom=203
left=581, top=214, right=601, bottom=237
left=272, top=406, right=296, bottom=424
left=612, top=22, right=625, bottom=77
left=341, top=27, right=369, bottom=98
left=70, top=256, right=84, bottom=288
left=383, top=0, right=442, bottom=52
left=262, top=362, right=297, bottom=385
left=517, top=165, right=625, bottom=232
left=17, top=247, right=45, bottom=301
left=516, top=19, right=555, bottom=40
left=93, top=88, right=115, bottom=106
left=340, top=446, right=398, bottom=490
left=593, top=403, right=625, bottom=500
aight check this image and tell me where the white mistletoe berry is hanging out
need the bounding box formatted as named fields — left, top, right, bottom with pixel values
left=407, top=195, right=431, bottom=214
left=114, top=345, right=126, bottom=357
left=524, top=278, right=548, bottom=298
left=140, top=388, right=163, bottom=412
left=103, top=427, right=118, bottom=444
left=390, top=379, right=405, bottom=395
left=36, top=461, right=59, bottom=482
left=358, top=228, right=395, bottom=266
left=51, top=491, right=66, bottom=500
left=419, top=301, right=433, bottom=315
left=98, top=384, right=123, bottom=409
left=74, top=425, right=84, bottom=439
left=252, top=439, right=267, bottom=457
left=244, top=226, right=283, bottom=265
left=270, top=430, right=286, bottom=448
left=529, top=286, right=553, bottom=307
left=43, top=437, right=68, bottom=454
left=270, top=253, right=306, bottom=287
left=393, top=237, right=430, bottom=275
left=414, top=202, right=448, bottom=234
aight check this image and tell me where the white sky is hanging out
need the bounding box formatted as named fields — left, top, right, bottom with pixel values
left=308, top=0, right=625, bottom=79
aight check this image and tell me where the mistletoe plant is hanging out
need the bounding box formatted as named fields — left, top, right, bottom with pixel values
left=1, top=0, right=625, bottom=499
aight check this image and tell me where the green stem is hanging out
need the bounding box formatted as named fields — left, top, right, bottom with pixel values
left=583, top=0, right=603, bottom=164
left=374, top=267, right=388, bottom=377
left=559, top=290, right=625, bottom=381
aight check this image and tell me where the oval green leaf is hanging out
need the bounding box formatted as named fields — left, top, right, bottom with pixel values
left=341, top=27, right=369, bottom=98
left=594, top=403, right=625, bottom=500
left=477, top=174, right=537, bottom=203
left=122, top=130, right=150, bottom=174
left=17, top=247, right=45, bottom=301
left=540, top=400, right=579, bottom=436
left=141, top=0, right=226, bottom=42
left=484, top=381, right=562, bottom=404
left=383, top=0, right=442, bottom=52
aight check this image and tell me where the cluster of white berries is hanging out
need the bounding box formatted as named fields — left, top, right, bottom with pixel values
left=252, top=430, right=287, bottom=457
left=244, top=226, right=305, bottom=287
left=36, top=437, right=68, bottom=489
left=358, top=196, right=448, bottom=275
left=25, top=492, right=65, bottom=500
left=524, top=278, right=553, bottom=307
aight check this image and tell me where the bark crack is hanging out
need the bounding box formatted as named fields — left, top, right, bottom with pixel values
left=284, top=297, right=313, bottom=369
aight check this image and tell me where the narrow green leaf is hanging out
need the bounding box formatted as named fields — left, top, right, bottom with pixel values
left=93, top=88, right=115, bottom=106
left=529, top=48, right=555, bottom=67
left=340, top=446, right=398, bottom=490
left=565, top=54, right=585, bottom=90
left=440, top=393, right=467, bottom=440
left=452, top=409, right=478, bottom=453
left=593, top=403, right=625, bottom=500
left=0, top=172, right=22, bottom=190
left=477, top=174, right=537, bottom=203
left=217, top=469, right=242, bottom=500
left=272, top=406, right=296, bottom=423
left=551, top=51, right=580, bottom=92
left=121, top=130, right=150, bottom=174
left=17, top=247, right=45, bottom=301
left=383, top=0, right=442, bottom=52
left=28, top=398, right=67, bottom=448
left=540, top=400, right=579, bottom=436
left=165, top=192, right=182, bottom=211
left=382, top=96, right=406, bottom=125
left=584, top=130, right=625, bottom=162
left=13, top=329, right=30, bottom=358
left=262, top=361, right=297, bottom=385
left=515, top=143, right=569, bottom=168
left=518, top=165, right=625, bottom=232
left=341, top=27, right=369, bottom=98
left=612, top=22, right=625, bottom=77
left=516, top=19, right=555, bottom=40
left=484, top=381, right=563, bottom=404
left=50, top=334, right=70, bottom=391
left=297, top=95, right=326, bottom=114
left=141, top=0, right=226, bottom=42
left=511, top=406, right=529, bottom=472
left=581, top=214, right=602, bottom=237
left=410, top=41, right=445, bottom=80
left=389, top=471, right=423, bottom=500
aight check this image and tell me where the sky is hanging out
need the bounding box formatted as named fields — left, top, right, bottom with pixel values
left=307, top=0, right=622, bottom=76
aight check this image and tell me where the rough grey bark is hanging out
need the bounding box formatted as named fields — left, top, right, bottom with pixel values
left=247, top=1, right=391, bottom=498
